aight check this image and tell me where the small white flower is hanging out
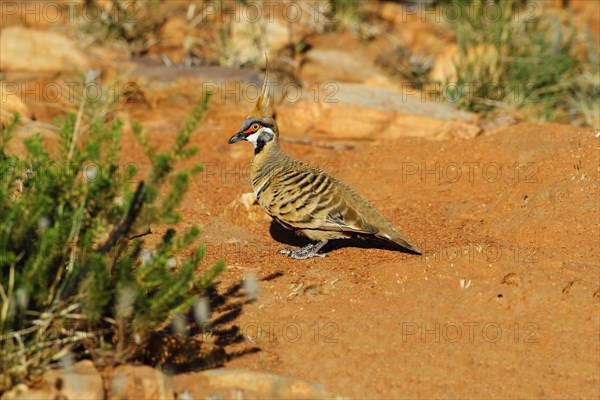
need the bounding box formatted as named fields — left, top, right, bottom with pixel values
left=59, top=352, right=75, bottom=372
left=194, top=297, right=211, bottom=329
left=116, top=286, right=135, bottom=319
left=172, top=312, right=189, bottom=337
left=15, top=288, right=29, bottom=311
left=178, top=391, right=194, bottom=400
left=85, top=69, right=100, bottom=83
left=84, top=164, right=98, bottom=181
left=167, top=257, right=177, bottom=269
left=37, top=216, right=50, bottom=232
left=243, top=270, right=259, bottom=300
left=140, top=250, right=153, bottom=266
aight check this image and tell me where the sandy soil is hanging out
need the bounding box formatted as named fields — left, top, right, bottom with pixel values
left=125, top=104, right=599, bottom=398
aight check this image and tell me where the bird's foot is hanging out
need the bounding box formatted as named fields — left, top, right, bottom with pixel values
left=277, top=241, right=327, bottom=260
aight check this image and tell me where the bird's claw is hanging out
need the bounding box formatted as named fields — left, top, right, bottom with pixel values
left=277, top=246, right=327, bottom=260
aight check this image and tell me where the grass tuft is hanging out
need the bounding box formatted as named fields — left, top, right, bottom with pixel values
left=443, top=0, right=599, bottom=125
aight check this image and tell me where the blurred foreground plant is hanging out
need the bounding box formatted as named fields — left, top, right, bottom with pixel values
left=0, top=81, right=222, bottom=391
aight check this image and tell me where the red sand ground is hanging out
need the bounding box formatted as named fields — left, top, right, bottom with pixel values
left=125, top=108, right=598, bottom=398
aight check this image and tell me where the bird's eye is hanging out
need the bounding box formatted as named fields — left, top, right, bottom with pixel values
left=252, top=123, right=260, bottom=131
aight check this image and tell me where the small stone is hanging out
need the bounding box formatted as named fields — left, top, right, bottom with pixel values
left=7, top=360, right=106, bottom=400
left=501, top=273, right=521, bottom=286
left=48, top=360, right=103, bottom=400
left=172, top=369, right=337, bottom=399
left=223, top=192, right=271, bottom=224
left=304, top=284, right=318, bottom=296
left=107, top=365, right=174, bottom=400
left=240, top=192, right=258, bottom=209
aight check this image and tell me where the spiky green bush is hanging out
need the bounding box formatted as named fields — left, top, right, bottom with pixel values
left=0, top=88, right=222, bottom=391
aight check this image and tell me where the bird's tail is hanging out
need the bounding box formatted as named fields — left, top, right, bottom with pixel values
left=380, top=231, right=422, bottom=255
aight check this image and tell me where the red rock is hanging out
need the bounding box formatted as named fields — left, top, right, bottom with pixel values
left=107, top=365, right=174, bottom=400
left=0, top=27, right=91, bottom=73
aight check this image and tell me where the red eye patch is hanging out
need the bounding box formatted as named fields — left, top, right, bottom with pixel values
left=244, top=123, right=261, bottom=135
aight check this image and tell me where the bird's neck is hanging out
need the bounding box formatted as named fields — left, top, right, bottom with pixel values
left=251, top=137, right=288, bottom=179
left=253, top=136, right=283, bottom=160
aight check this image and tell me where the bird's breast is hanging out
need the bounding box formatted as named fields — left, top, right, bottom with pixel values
left=250, top=162, right=279, bottom=216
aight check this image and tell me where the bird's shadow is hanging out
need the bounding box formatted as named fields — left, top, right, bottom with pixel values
left=268, top=220, right=420, bottom=255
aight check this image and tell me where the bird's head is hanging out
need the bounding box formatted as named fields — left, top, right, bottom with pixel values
left=228, top=67, right=279, bottom=154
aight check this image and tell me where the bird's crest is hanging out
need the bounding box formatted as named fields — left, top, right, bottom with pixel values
left=247, top=56, right=275, bottom=127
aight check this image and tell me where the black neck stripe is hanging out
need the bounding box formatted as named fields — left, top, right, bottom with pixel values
left=255, top=140, right=266, bottom=154
left=253, top=130, right=274, bottom=155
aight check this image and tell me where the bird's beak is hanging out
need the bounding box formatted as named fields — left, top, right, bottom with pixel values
left=228, top=131, right=245, bottom=144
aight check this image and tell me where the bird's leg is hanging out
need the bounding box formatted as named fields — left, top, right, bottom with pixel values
left=278, top=241, right=328, bottom=260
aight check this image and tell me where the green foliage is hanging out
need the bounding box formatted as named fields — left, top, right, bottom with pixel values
left=0, top=86, right=220, bottom=391
left=327, top=0, right=377, bottom=39
left=443, top=0, right=599, bottom=125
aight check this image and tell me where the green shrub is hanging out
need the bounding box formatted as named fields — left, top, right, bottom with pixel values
left=0, top=85, right=222, bottom=391
left=327, top=0, right=378, bottom=39
left=445, top=0, right=599, bottom=125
